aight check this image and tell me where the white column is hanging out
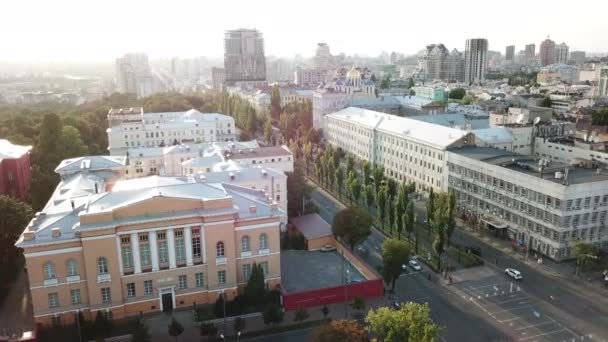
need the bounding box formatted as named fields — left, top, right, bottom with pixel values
left=116, top=236, right=124, bottom=276
left=131, top=233, right=141, bottom=274
left=185, top=227, right=193, bottom=266
left=167, top=228, right=176, bottom=269
left=149, top=231, right=159, bottom=271
left=201, top=227, right=207, bottom=264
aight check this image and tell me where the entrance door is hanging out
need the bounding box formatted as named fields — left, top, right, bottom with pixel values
left=162, top=293, right=173, bottom=313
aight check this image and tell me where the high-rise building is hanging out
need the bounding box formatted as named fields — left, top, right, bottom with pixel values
left=224, top=29, right=266, bottom=85
left=423, top=44, right=449, bottom=81
left=555, top=43, right=569, bottom=64
left=115, top=53, right=158, bottom=98
left=598, top=66, right=608, bottom=97
left=525, top=44, right=536, bottom=65
left=505, top=45, right=515, bottom=63
left=390, top=52, right=397, bottom=65
left=211, top=67, right=225, bottom=90
left=314, top=43, right=333, bottom=69
left=570, top=51, right=586, bottom=66
left=447, top=49, right=465, bottom=82
left=464, top=38, right=488, bottom=84
left=540, top=38, right=556, bottom=66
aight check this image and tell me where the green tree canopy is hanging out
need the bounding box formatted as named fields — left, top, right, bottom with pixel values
left=263, top=303, right=284, bottom=326
left=333, top=207, right=373, bottom=250
left=168, top=318, right=184, bottom=341
left=366, top=302, right=440, bottom=342
left=0, top=196, right=33, bottom=281
left=448, top=88, right=466, bottom=100
left=381, top=239, right=411, bottom=291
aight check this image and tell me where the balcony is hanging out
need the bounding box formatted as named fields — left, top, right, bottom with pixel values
left=97, top=274, right=111, bottom=283
left=66, top=275, right=80, bottom=283
left=216, top=257, right=227, bottom=266
left=43, top=278, right=58, bottom=287
left=258, top=249, right=270, bottom=256
left=240, top=251, right=252, bottom=258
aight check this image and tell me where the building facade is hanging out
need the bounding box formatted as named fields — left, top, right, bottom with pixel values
left=106, top=108, right=236, bottom=155
left=447, top=49, right=465, bottom=82
left=17, top=159, right=283, bottom=326
left=224, top=29, right=266, bottom=85
left=423, top=44, right=449, bottom=81
left=598, top=65, right=608, bottom=98
left=540, top=38, right=556, bottom=66
left=211, top=67, right=225, bottom=90
left=0, top=139, right=32, bottom=201
left=505, top=45, right=515, bottom=63
left=525, top=44, right=536, bottom=65
left=555, top=43, right=569, bottom=65
left=570, top=51, right=586, bottom=66
left=464, top=38, right=489, bottom=84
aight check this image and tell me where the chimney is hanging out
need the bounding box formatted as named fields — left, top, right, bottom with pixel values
left=70, top=200, right=75, bottom=209
left=23, top=231, right=35, bottom=241
left=249, top=205, right=257, bottom=213
left=51, top=228, right=61, bottom=238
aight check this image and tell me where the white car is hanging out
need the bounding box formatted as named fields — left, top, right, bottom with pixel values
left=409, top=260, right=422, bottom=271
left=505, top=268, right=523, bottom=280
left=320, top=245, right=336, bottom=252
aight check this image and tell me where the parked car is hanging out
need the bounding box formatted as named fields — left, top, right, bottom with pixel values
left=356, top=246, right=368, bottom=257
left=465, top=246, right=482, bottom=256
left=320, top=245, right=336, bottom=252
left=408, top=259, right=422, bottom=271
left=505, top=268, right=523, bottom=280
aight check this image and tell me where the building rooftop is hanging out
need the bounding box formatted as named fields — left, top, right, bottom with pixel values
left=226, top=145, right=292, bottom=160
left=410, top=113, right=490, bottom=130
left=450, top=146, right=608, bottom=185
left=394, top=95, right=442, bottom=108
left=289, top=213, right=332, bottom=240
left=328, top=107, right=470, bottom=150
left=0, top=139, right=32, bottom=161
left=473, top=127, right=514, bottom=144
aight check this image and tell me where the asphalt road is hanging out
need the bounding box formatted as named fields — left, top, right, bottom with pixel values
left=242, top=327, right=314, bottom=342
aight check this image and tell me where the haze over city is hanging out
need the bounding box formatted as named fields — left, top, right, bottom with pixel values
left=2, top=0, right=608, bottom=63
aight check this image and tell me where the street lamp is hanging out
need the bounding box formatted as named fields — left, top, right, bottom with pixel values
left=344, top=267, right=350, bottom=319
left=237, top=331, right=242, bottom=342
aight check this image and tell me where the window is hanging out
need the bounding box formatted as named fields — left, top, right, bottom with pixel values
left=48, top=293, right=59, bottom=308
left=144, top=280, right=153, bottom=295
left=178, top=275, right=187, bottom=289
left=121, top=244, right=133, bottom=269
left=218, top=270, right=226, bottom=284
left=243, top=264, right=252, bottom=279
left=66, top=259, right=78, bottom=277
left=140, top=242, right=151, bottom=267
left=259, top=233, right=268, bottom=250
left=101, top=288, right=111, bottom=303
left=216, top=242, right=225, bottom=257
left=97, top=257, right=108, bottom=274
left=43, top=262, right=56, bottom=280
left=260, top=262, right=269, bottom=277
left=195, top=273, right=204, bottom=287
left=241, top=236, right=250, bottom=252
left=158, top=233, right=169, bottom=263
left=126, top=283, right=136, bottom=297
left=175, top=238, right=186, bottom=262
left=192, top=237, right=201, bottom=259
left=70, top=289, right=81, bottom=304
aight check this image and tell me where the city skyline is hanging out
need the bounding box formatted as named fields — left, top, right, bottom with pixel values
left=2, top=0, right=608, bottom=63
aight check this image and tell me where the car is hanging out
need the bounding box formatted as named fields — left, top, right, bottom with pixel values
left=320, top=245, right=336, bottom=252
left=505, top=268, right=523, bottom=280
left=356, top=246, right=368, bottom=256
left=392, top=302, right=401, bottom=310
left=409, top=260, right=422, bottom=271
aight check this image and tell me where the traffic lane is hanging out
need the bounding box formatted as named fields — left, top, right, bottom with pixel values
left=450, top=230, right=608, bottom=339
left=242, top=327, right=314, bottom=342
left=394, top=272, right=507, bottom=342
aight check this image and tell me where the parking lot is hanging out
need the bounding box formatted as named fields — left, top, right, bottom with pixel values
left=452, top=272, right=593, bottom=342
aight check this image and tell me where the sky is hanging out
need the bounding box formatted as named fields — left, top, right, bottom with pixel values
left=2, top=0, right=608, bottom=63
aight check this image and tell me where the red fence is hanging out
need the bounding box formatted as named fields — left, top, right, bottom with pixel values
left=281, top=278, right=384, bottom=311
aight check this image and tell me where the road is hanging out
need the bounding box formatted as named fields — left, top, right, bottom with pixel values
left=242, top=327, right=314, bottom=342
left=309, top=182, right=608, bottom=341
left=309, top=184, right=507, bottom=342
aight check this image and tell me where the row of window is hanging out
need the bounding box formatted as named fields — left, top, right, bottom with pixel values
left=48, top=289, right=81, bottom=308
left=43, top=259, right=78, bottom=280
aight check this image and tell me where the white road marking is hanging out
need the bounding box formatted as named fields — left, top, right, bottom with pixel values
left=516, top=320, right=555, bottom=330
left=498, top=317, right=520, bottom=323
left=488, top=304, right=531, bottom=315
left=518, top=329, right=567, bottom=341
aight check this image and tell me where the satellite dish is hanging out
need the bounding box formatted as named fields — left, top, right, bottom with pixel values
left=533, top=117, right=541, bottom=125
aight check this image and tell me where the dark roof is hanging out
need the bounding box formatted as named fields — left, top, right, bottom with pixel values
left=289, top=213, right=332, bottom=240
left=227, top=146, right=292, bottom=160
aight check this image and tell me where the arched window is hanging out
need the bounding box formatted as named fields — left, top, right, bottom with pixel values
left=97, top=257, right=108, bottom=274
left=43, top=262, right=56, bottom=280
left=259, top=233, right=268, bottom=250
left=66, top=259, right=78, bottom=276
left=241, top=236, right=250, bottom=252
left=216, top=242, right=225, bottom=257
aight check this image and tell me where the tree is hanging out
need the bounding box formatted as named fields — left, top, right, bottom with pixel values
left=168, top=318, right=184, bottom=341
left=0, top=196, right=33, bottom=283
left=432, top=193, right=451, bottom=270
left=409, top=89, right=416, bottom=96
left=366, top=303, right=439, bottom=342
left=335, top=166, right=345, bottom=199
left=200, top=322, right=218, bottom=341
left=408, top=78, right=415, bottom=89
left=287, top=161, right=310, bottom=217
left=294, top=307, right=310, bottom=322
left=303, top=142, right=312, bottom=174
left=381, top=239, right=411, bottom=291
left=395, top=198, right=404, bottom=239
left=405, top=200, right=415, bottom=241
left=58, top=125, right=88, bottom=160
left=426, top=188, right=435, bottom=233
left=364, top=184, right=375, bottom=210
left=245, top=263, right=265, bottom=307
left=131, top=323, right=151, bottom=342
left=264, top=118, right=273, bottom=146
left=214, top=294, right=225, bottom=318
left=445, top=191, right=456, bottom=247
left=573, top=242, right=599, bottom=274
left=333, top=207, right=373, bottom=250
left=346, top=154, right=356, bottom=173
left=306, top=127, right=321, bottom=145
left=349, top=178, right=362, bottom=205
left=360, top=161, right=371, bottom=186
left=380, top=76, right=391, bottom=89
left=313, top=320, right=369, bottom=342
left=448, top=88, right=466, bottom=100
left=327, top=162, right=336, bottom=192
left=462, top=95, right=474, bottom=105
left=271, top=85, right=281, bottom=120
left=94, top=311, right=111, bottom=340
left=387, top=179, right=398, bottom=199
left=377, top=187, right=388, bottom=230
left=388, top=196, right=396, bottom=233
left=373, top=166, right=385, bottom=194
left=263, top=303, right=284, bottom=326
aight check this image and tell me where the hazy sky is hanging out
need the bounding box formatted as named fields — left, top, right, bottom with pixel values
left=3, top=0, right=607, bottom=63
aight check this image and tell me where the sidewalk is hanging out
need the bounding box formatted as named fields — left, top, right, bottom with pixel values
left=144, top=297, right=387, bottom=341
